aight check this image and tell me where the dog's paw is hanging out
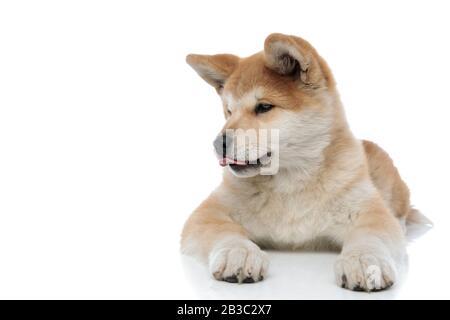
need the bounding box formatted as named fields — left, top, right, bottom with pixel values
left=209, top=238, right=269, bottom=284
left=334, top=252, right=396, bottom=292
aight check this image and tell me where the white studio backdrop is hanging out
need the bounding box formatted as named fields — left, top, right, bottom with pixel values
left=0, top=0, right=449, bottom=299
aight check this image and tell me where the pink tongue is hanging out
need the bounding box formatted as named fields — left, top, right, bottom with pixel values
left=219, top=158, right=247, bottom=166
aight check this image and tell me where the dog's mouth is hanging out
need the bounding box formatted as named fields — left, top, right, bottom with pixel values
left=219, top=152, right=272, bottom=172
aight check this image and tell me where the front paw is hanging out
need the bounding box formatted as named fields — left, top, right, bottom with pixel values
left=209, top=238, right=269, bottom=284
left=334, top=252, right=397, bottom=292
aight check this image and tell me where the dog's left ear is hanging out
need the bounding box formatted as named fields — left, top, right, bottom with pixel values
left=264, top=33, right=334, bottom=89
left=186, top=54, right=239, bottom=94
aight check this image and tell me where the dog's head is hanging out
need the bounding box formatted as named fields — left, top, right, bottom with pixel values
left=187, top=33, right=338, bottom=178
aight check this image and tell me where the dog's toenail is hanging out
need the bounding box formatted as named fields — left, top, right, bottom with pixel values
left=243, top=277, right=255, bottom=283
left=223, top=275, right=238, bottom=283
left=353, top=285, right=365, bottom=291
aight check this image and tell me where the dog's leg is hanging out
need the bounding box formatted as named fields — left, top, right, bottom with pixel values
left=181, top=193, right=268, bottom=283
left=335, top=197, right=406, bottom=291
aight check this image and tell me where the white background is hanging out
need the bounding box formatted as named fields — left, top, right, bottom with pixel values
left=0, top=0, right=449, bottom=299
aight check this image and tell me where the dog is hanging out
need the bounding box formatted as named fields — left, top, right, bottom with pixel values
left=181, top=33, right=427, bottom=291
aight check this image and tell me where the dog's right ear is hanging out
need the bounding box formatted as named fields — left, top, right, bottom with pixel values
left=186, top=54, right=239, bottom=94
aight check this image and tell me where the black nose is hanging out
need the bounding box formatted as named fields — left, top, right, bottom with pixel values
left=213, top=133, right=232, bottom=158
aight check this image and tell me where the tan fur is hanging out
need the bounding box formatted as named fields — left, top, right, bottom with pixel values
left=182, top=33, right=421, bottom=291
left=363, top=140, right=411, bottom=221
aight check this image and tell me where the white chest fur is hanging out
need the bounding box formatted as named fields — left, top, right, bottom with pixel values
left=225, top=171, right=375, bottom=250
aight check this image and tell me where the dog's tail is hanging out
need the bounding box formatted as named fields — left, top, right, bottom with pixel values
left=405, top=207, right=433, bottom=240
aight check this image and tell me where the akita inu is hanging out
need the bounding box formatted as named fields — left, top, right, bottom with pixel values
left=181, top=33, right=427, bottom=291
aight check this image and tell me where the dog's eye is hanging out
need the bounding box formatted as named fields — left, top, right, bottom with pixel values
left=255, top=103, right=274, bottom=114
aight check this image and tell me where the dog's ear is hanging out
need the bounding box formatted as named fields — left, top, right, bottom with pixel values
left=264, top=33, right=334, bottom=89
left=186, top=54, right=239, bottom=93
